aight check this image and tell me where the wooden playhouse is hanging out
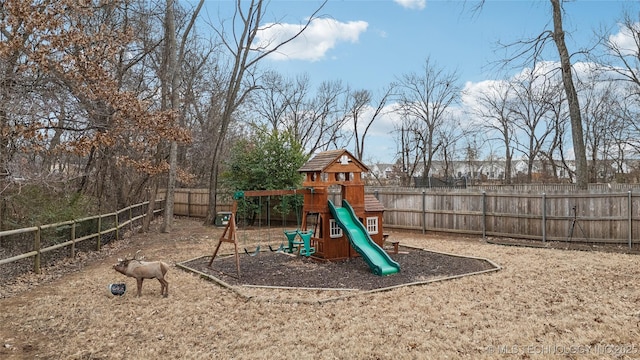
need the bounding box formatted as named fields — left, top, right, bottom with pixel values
left=297, top=149, right=387, bottom=260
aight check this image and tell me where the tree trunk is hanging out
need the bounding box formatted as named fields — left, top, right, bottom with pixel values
left=143, top=177, right=159, bottom=232
left=161, top=0, right=178, bottom=233
left=550, top=0, right=588, bottom=189
left=205, top=154, right=220, bottom=225
left=504, top=148, right=512, bottom=185
left=162, top=141, right=178, bottom=233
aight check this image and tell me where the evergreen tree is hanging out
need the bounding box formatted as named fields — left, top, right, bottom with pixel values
left=221, top=128, right=308, bottom=225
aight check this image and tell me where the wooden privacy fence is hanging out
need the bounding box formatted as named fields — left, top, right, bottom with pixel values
left=0, top=200, right=164, bottom=274
left=167, top=188, right=218, bottom=217
left=161, top=188, right=296, bottom=222
left=374, top=188, right=637, bottom=247
left=172, top=187, right=640, bottom=247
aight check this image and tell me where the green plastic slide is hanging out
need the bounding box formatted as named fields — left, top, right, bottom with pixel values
left=328, top=199, right=400, bottom=276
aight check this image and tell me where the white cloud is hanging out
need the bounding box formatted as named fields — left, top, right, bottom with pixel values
left=461, top=79, right=508, bottom=107
left=375, top=29, right=388, bottom=39
left=341, top=103, right=402, bottom=163
left=354, top=104, right=402, bottom=137
left=608, top=22, right=640, bottom=56
left=255, top=18, right=368, bottom=62
left=394, top=0, right=426, bottom=10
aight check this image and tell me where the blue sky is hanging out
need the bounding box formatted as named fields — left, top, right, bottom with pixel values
left=198, top=0, right=640, bottom=163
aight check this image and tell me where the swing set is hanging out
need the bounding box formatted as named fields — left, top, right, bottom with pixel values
left=240, top=193, right=306, bottom=256
left=208, top=189, right=313, bottom=278
left=208, top=149, right=396, bottom=278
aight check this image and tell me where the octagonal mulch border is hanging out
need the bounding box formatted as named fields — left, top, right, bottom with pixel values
left=176, top=244, right=501, bottom=304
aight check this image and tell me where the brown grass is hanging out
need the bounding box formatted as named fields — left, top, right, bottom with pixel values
left=1, top=217, right=640, bottom=359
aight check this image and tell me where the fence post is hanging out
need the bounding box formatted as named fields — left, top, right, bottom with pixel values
left=70, top=221, right=76, bottom=258
left=115, top=211, right=120, bottom=241
left=542, top=193, right=547, bottom=243
left=34, top=227, right=41, bottom=274
left=187, top=190, right=192, bottom=217
left=96, top=216, right=102, bottom=251
left=628, top=191, right=632, bottom=249
left=482, top=191, right=486, bottom=239
left=422, top=189, right=426, bottom=234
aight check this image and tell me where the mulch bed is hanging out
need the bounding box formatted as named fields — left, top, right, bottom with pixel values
left=182, top=245, right=498, bottom=291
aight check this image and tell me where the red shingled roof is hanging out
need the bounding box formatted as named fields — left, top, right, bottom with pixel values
left=298, top=149, right=369, bottom=173
left=365, top=194, right=385, bottom=212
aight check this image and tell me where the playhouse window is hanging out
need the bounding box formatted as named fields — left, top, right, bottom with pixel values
left=366, top=217, right=378, bottom=234
left=329, top=219, right=343, bottom=238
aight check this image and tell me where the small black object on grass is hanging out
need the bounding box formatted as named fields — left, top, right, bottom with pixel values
left=108, top=283, right=126, bottom=296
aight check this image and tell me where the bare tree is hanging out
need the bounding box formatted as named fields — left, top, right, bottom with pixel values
left=160, top=0, right=203, bottom=233
left=435, top=114, right=466, bottom=180
left=538, top=84, right=570, bottom=182
left=252, top=74, right=350, bottom=156
left=473, top=0, right=588, bottom=188
left=611, top=102, right=638, bottom=179
left=593, top=11, right=640, bottom=165
left=348, top=85, right=395, bottom=161
left=550, top=0, right=588, bottom=188
left=347, top=89, right=372, bottom=160
left=204, top=0, right=327, bottom=224
left=509, top=66, right=562, bottom=182
left=0, top=1, right=190, bottom=213
left=252, top=71, right=293, bottom=130
left=468, top=81, right=516, bottom=184
left=579, top=77, right=627, bottom=182
left=462, top=134, right=482, bottom=183
left=593, top=12, right=640, bottom=96
left=395, top=119, right=423, bottom=186
left=179, top=47, right=228, bottom=188
left=395, top=57, right=460, bottom=180
left=289, top=79, right=350, bottom=154
left=160, top=0, right=179, bottom=233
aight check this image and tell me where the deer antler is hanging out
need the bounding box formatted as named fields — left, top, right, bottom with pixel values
left=134, top=250, right=144, bottom=261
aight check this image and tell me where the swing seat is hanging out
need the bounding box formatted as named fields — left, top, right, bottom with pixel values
left=283, top=230, right=304, bottom=253
left=296, top=230, right=315, bottom=257
left=244, top=245, right=261, bottom=256
left=269, top=244, right=285, bottom=252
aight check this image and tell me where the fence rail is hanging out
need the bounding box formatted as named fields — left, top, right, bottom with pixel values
left=4, top=186, right=637, bottom=277
left=0, top=200, right=164, bottom=274
left=170, top=186, right=640, bottom=248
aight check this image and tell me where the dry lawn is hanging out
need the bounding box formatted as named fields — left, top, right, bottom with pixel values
left=1, top=217, right=640, bottom=359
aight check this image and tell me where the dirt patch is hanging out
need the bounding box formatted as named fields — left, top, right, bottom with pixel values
left=183, top=246, right=496, bottom=291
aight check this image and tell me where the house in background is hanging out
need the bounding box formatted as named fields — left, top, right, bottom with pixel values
left=365, top=158, right=636, bottom=186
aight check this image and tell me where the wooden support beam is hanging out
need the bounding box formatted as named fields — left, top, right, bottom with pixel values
left=208, top=202, right=240, bottom=277
left=241, top=188, right=312, bottom=198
